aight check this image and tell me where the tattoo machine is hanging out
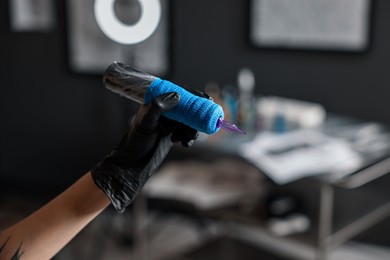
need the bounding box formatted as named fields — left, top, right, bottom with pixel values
left=102, top=62, right=245, bottom=135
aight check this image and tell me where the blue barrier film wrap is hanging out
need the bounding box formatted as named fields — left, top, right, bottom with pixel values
left=145, top=78, right=224, bottom=134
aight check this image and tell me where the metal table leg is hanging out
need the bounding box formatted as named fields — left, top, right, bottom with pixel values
left=317, top=182, right=334, bottom=260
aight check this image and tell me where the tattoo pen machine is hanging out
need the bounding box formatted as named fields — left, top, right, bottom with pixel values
left=102, top=62, right=245, bottom=135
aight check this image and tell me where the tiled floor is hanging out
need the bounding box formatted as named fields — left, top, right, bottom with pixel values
left=54, top=208, right=390, bottom=260
left=55, top=209, right=218, bottom=260
left=1, top=196, right=390, bottom=260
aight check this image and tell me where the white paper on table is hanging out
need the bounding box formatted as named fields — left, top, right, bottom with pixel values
left=238, top=129, right=363, bottom=185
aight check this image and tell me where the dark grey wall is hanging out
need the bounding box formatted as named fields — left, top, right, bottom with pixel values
left=0, top=1, right=137, bottom=196
left=171, top=0, right=390, bottom=124
left=1, top=0, right=389, bottom=197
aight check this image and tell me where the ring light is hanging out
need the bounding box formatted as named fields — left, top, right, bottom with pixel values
left=94, top=0, right=161, bottom=44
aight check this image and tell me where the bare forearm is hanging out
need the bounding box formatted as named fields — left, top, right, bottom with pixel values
left=0, top=172, right=110, bottom=260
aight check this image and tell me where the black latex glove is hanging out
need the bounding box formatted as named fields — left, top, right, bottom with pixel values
left=91, top=92, right=198, bottom=212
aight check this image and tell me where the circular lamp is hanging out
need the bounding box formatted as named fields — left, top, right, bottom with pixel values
left=94, top=0, right=161, bottom=44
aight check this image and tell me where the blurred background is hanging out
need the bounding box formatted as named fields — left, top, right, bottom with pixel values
left=1, top=0, right=390, bottom=259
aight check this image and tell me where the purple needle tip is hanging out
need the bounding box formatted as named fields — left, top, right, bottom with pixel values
left=217, top=117, right=246, bottom=135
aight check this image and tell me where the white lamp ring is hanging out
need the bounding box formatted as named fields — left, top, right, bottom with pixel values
left=94, top=0, right=161, bottom=45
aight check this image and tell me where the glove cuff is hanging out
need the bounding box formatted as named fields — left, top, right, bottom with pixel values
left=91, top=136, right=173, bottom=213
left=91, top=163, right=139, bottom=213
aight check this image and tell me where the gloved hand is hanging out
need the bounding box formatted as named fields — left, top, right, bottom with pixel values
left=91, top=92, right=199, bottom=212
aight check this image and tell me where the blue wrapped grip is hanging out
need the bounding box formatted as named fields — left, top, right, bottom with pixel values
left=145, top=78, right=224, bottom=134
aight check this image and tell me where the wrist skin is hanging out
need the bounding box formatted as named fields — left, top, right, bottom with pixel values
left=0, top=172, right=109, bottom=260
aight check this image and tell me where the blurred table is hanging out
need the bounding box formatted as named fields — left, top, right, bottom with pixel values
left=137, top=114, right=390, bottom=260
left=166, top=114, right=390, bottom=260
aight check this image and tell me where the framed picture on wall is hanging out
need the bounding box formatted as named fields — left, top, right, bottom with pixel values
left=9, top=0, right=56, bottom=32
left=249, top=0, right=371, bottom=52
left=66, top=0, right=170, bottom=76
